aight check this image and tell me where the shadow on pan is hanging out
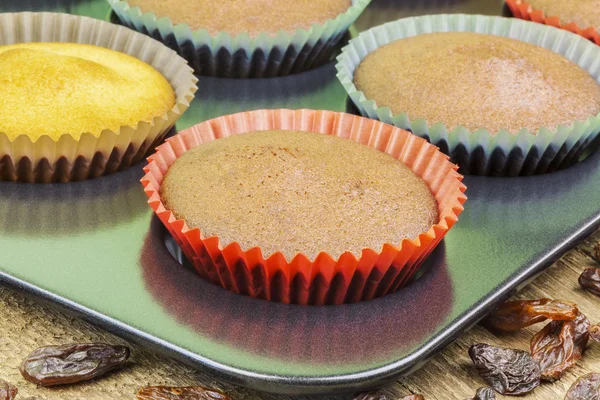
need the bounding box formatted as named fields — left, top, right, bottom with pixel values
left=1, top=0, right=111, bottom=16
left=139, top=217, right=454, bottom=367
left=0, top=160, right=149, bottom=238
left=177, top=60, right=349, bottom=130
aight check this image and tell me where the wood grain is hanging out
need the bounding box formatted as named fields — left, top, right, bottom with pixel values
left=1, top=230, right=599, bottom=400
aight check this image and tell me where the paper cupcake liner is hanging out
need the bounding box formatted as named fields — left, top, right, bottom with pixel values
left=141, top=109, right=466, bottom=305
left=108, top=0, right=371, bottom=78
left=336, top=14, right=600, bottom=176
left=0, top=12, right=197, bottom=183
left=506, top=0, right=600, bottom=45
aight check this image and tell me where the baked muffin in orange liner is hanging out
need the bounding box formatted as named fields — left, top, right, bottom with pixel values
left=506, top=0, right=600, bottom=44
left=141, top=109, right=467, bottom=305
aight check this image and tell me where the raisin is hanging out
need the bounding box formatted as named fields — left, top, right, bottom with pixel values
left=20, top=343, right=130, bottom=386
left=565, top=372, right=600, bottom=399
left=353, top=392, right=387, bottom=400
left=0, top=379, right=17, bottom=400
left=466, top=387, right=495, bottom=400
left=136, top=386, right=231, bottom=400
left=400, top=396, right=424, bottom=400
left=593, top=243, right=600, bottom=262
left=579, top=268, right=600, bottom=296
left=484, top=299, right=578, bottom=331
left=469, top=343, right=540, bottom=395
left=590, top=324, right=600, bottom=342
left=531, top=312, right=590, bottom=382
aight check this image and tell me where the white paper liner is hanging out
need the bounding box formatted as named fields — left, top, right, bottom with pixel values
left=108, top=0, right=371, bottom=78
left=0, top=12, right=197, bottom=183
left=336, top=14, right=600, bottom=176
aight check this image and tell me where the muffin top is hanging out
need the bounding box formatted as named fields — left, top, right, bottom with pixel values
left=353, top=32, right=600, bottom=134
left=0, top=43, right=175, bottom=141
left=161, top=130, right=439, bottom=260
left=125, top=0, right=352, bottom=37
left=527, top=0, right=600, bottom=29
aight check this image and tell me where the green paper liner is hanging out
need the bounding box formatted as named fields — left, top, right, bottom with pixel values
left=108, top=0, right=371, bottom=78
left=141, top=109, right=466, bottom=305
left=0, top=12, right=197, bottom=183
left=336, top=14, right=600, bottom=176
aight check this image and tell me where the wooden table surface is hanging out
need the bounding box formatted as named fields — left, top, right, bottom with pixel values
left=1, top=229, right=599, bottom=400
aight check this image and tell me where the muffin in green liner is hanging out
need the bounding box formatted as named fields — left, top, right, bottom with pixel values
left=336, top=14, right=600, bottom=176
left=108, top=0, right=371, bottom=78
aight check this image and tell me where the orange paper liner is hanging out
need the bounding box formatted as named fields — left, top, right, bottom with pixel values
left=141, top=109, right=467, bottom=305
left=506, top=0, right=600, bottom=44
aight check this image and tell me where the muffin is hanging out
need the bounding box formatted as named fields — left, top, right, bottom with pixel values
left=521, top=0, right=600, bottom=31
left=160, top=130, right=439, bottom=260
left=142, top=109, right=466, bottom=305
left=0, top=43, right=175, bottom=141
left=0, top=12, right=197, bottom=183
left=124, top=0, right=351, bottom=37
left=507, top=0, right=600, bottom=45
left=109, top=0, right=371, bottom=77
left=337, top=14, right=600, bottom=176
left=353, top=32, right=600, bottom=135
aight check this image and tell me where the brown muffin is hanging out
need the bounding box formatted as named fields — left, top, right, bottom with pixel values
left=161, top=130, right=438, bottom=260
left=353, top=32, right=600, bottom=134
left=527, top=0, right=600, bottom=29
left=125, top=0, right=351, bottom=37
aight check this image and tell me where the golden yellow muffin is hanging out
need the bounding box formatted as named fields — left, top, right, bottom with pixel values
left=0, top=43, right=175, bottom=141
left=126, top=0, right=352, bottom=37
left=353, top=32, right=600, bottom=134
left=161, top=130, right=439, bottom=260
left=527, top=0, right=600, bottom=28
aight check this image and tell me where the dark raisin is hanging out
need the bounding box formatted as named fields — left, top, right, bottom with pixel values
left=484, top=299, right=578, bottom=331
left=469, top=343, right=540, bottom=395
left=531, top=312, right=590, bottom=381
left=565, top=372, right=600, bottom=399
left=353, top=391, right=387, bottom=400
left=579, top=268, right=600, bottom=296
left=590, top=323, right=600, bottom=343
left=0, top=379, right=17, bottom=400
left=466, top=387, right=495, bottom=400
left=136, top=386, right=231, bottom=399
left=20, top=343, right=130, bottom=386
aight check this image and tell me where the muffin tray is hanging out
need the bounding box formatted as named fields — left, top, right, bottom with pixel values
left=1, top=0, right=600, bottom=396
